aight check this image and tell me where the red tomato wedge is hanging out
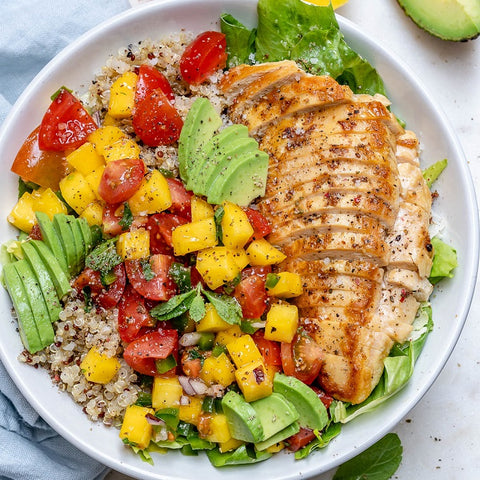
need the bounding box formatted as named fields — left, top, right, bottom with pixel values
left=133, top=88, right=183, bottom=146
left=11, top=126, right=69, bottom=190
left=102, top=203, right=124, bottom=236
left=146, top=213, right=189, bottom=255
left=118, top=284, right=155, bottom=343
left=123, top=329, right=178, bottom=376
left=125, top=253, right=177, bottom=301
left=98, top=158, right=145, bottom=204
left=136, top=64, right=174, bottom=103
left=234, top=273, right=268, bottom=319
left=166, top=178, right=192, bottom=220
left=38, top=89, right=97, bottom=151
left=245, top=208, right=272, bottom=240
left=252, top=330, right=281, bottom=366
left=180, top=31, right=227, bottom=85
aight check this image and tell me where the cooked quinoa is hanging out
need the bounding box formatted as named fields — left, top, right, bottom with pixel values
left=19, top=31, right=230, bottom=427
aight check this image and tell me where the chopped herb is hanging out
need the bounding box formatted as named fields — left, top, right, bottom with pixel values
left=119, top=202, right=133, bottom=230
left=189, top=290, right=206, bottom=322
left=169, top=262, right=192, bottom=293
left=18, top=178, right=37, bottom=198
left=85, top=237, right=122, bottom=276
left=150, top=289, right=197, bottom=321
left=203, top=289, right=242, bottom=325
left=82, top=287, right=93, bottom=313
left=141, top=258, right=155, bottom=281
left=135, top=392, right=153, bottom=407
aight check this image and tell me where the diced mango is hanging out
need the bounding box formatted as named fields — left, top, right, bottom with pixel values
left=215, top=325, right=243, bottom=346
left=117, top=228, right=150, bottom=260
left=235, top=360, right=273, bottom=402
left=191, top=196, right=214, bottom=222
left=266, top=272, right=303, bottom=298
left=84, top=165, right=105, bottom=201
left=266, top=442, right=286, bottom=453
left=59, top=171, right=97, bottom=214
left=200, top=353, right=235, bottom=387
left=128, top=169, right=172, bottom=216
left=152, top=376, right=183, bottom=409
left=229, top=248, right=249, bottom=271
left=103, top=137, right=141, bottom=163
left=7, top=192, right=36, bottom=233
left=178, top=396, right=203, bottom=426
left=246, top=238, right=286, bottom=266
left=119, top=405, right=155, bottom=449
left=102, top=113, right=118, bottom=127
left=108, top=71, right=138, bottom=119
left=66, top=142, right=104, bottom=176
left=171, top=218, right=217, bottom=256
left=219, top=437, right=244, bottom=453
left=203, top=413, right=232, bottom=443
left=88, top=126, right=126, bottom=156
left=264, top=304, right=299, bottom=343
left=196, top=304, right=231, bottom=333
left=221, top=201, right=254, bottom=249
left=80, top=346, right=121, bottom=384
left=226, top=335, right=264, bottom=369
left=195, top=247, right=241, bottom=290
left=35, top=188, right=69, bottom=218
left=80, top=201, right=104, bottom=226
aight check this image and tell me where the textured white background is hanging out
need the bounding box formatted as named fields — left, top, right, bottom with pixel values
left=108, top=1, right=480, bottom=479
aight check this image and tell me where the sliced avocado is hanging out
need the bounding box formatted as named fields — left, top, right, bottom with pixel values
left=21, top=242, right=61, bottom=323
left=273, top=373, right=329, bottom=430
left=14, top=260, right=54, bottom=348
left=255, top=421, right=300, bottom=451
left=78, top=217, right=93, bottom=257
left=35, top=212, right=68, bottom=274
left=206, top=444, right=272, bottom=467
left=251, top=392, right=299, bottom=441
left=190, top=124, right=249, bottom=194
left=178, top=97, right=223, bottom=185
left=221, top=391, right=264, bottom=443
left=3, top=262, right=43, bottom=353
left=207, top=149, right=269, bottom=206
left=397, top=0, right=480, bottom=41
left=68, top=216, right=86, bottom=276
left=30, top=240, right=71, bottom=298
left=52, top=214, right=76, bottom=278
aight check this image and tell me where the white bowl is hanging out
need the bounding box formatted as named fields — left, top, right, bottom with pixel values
left=0, top=1, right=477, bottom=479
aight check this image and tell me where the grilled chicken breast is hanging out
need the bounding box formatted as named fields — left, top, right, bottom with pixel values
left=220, top=61, right=433, bottom=404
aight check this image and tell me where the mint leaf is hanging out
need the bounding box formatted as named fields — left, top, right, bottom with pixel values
left=332, top=433, right=402, bottom=480
left=202, top=289, right=242, bottom=325
left=150, top=289, right=197, bottom=321
left=169, top=262, right=192, bottom=293
left=85, top=237, right=122, bottom=276
left=119, top=202, right=133, bottom=230
left=141, top=258, right=155, bottom=281
left=189, top=291, right=206, bottom=322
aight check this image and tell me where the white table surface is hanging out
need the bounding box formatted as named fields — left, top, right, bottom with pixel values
left=107, top=1, right=480, bottom=479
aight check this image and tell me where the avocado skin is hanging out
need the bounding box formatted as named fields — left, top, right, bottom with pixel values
left=36, top=212, right=68, bottom=274
left=397, top=0, right=480, bottom=41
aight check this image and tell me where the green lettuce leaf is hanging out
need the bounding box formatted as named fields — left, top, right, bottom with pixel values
left=429, top=236, right=458, bottom=284
left=220, top=14, right=257, bottom=68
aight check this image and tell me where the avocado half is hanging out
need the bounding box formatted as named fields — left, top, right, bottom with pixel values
left=397, top=0, right=480, bottom=41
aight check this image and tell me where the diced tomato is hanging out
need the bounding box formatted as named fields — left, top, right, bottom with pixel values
left=146, top=213, right=189, bottom=255
left=123, top=329, right=178, bottom=376
left=102, top=203, right=124, bottom=236
left=241, top=265, right=272, bottom=280
left=190, top=266, right=206, bottom=288
left=245, top=208, right=272, bottom=240
left=281, top=331, right=323, bottom=385
left=73, top=267, right=104, bottom=295
left=179, top=31, right=227, bottom=85
left=180, top=350, right=202, bottom=378
left=234, top=273, right=268, bottom=319
left=252, top=330, right=281, bottom=366
left=38, top=89, right=97, bottom=151
left=136, top=64, right=174, bottom=104
left=118, top=284, right=156, bottom=343
left=166, top=178, right=192, bottom=220
left=286, top=427, right=316, bottom=452
left=311, top=386, right=334, bottom=410
left=125, top=253, right=177, bottom=301
left=29, top=224, right=43, bottom=241
left=133, top=88, right=183, bottom=146
left=11, top=126, right=69, bottom=190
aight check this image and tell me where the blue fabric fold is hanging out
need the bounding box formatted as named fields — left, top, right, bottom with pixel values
left=0, top=1, right=130, bottom=479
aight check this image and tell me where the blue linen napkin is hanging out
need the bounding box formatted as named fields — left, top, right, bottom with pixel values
left=0, top=1, right=130, bottom=479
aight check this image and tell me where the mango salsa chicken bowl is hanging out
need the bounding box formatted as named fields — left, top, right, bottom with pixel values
left=0, top=0, right=477, bottom=478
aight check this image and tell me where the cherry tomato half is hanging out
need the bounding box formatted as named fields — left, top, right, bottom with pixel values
left=146, top=213, right=190, bottom=255
left=286, top=427, right=316, bottom=452
left=136, top=64, right=174, bottom=104
left=38, top=89, right=97, bottom=151
left=234, top=273, right=268, bottom=319
left=245, top=208, right=272, bottom=240
left=252, top=330, right=281, bottom=366
left=180, top=31, right=227, bottom=85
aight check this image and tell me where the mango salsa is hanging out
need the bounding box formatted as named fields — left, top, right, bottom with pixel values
left=119, top=405, right=155, bottom=449
left=80, top=346, right=121, bottom=384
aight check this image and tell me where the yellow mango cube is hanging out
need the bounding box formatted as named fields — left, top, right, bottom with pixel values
left=215, top=325, right=243, bottom=346
left=59, top=171, right=97, bottom=214
left=229, top=248, right=249, bottom=271
left=128, top=169, right=172, bottom=216
left=66, top=142, right=104, bottom=176
left=195, top=247, right=241, bottom=290
left=88, top=126, right=126, bottom=156
left=80, top=201, right=104, bottom=226
left=196, top=304, right=231, bottom=333
left=108, top=71, right=138, bottom=119
left=221, top=201, right=254, bottom=249
left=204, top=413, right=232, bottom=443
left=84, top=166, right=105, bottom=201
left=35, top=188, right=68, bottom=218
left=103, top=137, right=141, bottom=163
left=171, top=218, right=217, bottom=256
left=227, top=335, right=264, bottom=369
left=266, top=272, right=303, bottom=298
left=119, top=405, right=155, bottom=449
left=80, top=346, right=121, bottom=384
left=264, top=304, right=299, bottom=343
left=152, top=376, right=183, bottom=409
left=7, top=192, right=36, bottom=233
left=219, top=437, right=244, bottom=453
left=235, top=360, right=273, bottom=402
left=246, top=238, right=287, bottom=266
left=117, top=228, right=150, bottom=260
left=178, top=396, right=203, bottom=426
left=191, top=196, right=214, bottom=222
left=266, top=442, right=286, bottom=453
left=102, top=113, right=118, bottom=127
left=200, top=353, right=235, bottom=387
